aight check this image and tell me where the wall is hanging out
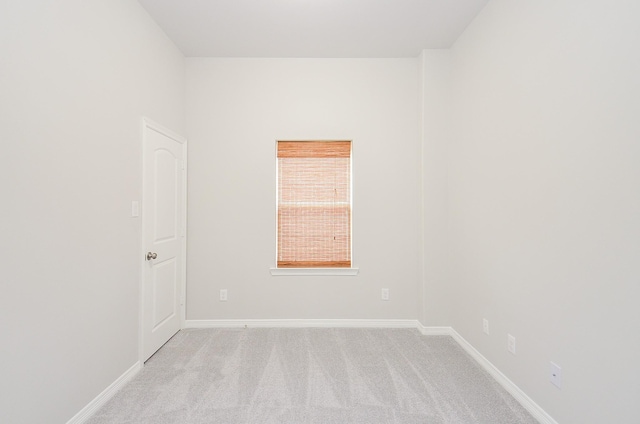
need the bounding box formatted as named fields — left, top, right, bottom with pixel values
left=0, top=1, right=185, bottom=422
left=186, top=58, right=421, bottom=321
left=419, top=50, right=452, bottom=327
left=446, top=0, right=640, bottom=423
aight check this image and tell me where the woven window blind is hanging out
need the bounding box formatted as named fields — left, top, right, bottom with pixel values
left=277, top=141, right=351, bottom=268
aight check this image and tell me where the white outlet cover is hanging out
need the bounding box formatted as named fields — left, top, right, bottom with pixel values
left=550, top=362, right=562, bottom=388
left=131, top=201, right=140, bottom=217
left=220, top=289, right=228, bottom=301
left=381, top=288, right=389, bottom=301
left=507, top=334, right=516, bottom=354
left=483, top=319, right=489, bottom=335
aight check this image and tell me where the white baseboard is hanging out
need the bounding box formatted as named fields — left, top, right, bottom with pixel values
left=449, top=329, right=559, bottom=424
left=184, top=318, right=421, bottom=329
left=416, top=324, right=453, bottom=336
left=66, top=361, right=141, bottom=424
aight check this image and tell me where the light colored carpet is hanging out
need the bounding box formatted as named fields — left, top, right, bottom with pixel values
left=87, top=328, right=539, bottom=424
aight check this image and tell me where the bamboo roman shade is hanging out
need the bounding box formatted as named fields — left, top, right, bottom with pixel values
left=277, top=141, right=351, bottom=268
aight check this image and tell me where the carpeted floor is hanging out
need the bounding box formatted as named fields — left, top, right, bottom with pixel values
left=87, top=328, right=539, bottom=424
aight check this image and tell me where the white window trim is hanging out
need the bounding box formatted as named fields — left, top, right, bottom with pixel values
left=269, top=267, right=359, bottom=276
left=274, top=140, right=355, bottom=273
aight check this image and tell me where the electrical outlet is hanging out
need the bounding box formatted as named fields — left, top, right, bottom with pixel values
left=131, top=201, right=140, bottom=217
left=550, top=362, right=562, bottom=388
left=219, top=289, right=228, bottom=301
left=507, top=334, right=516, bottom=354
left=381, top=288, right=389, bottom=301
left=483, top=318, right=489, bottom=335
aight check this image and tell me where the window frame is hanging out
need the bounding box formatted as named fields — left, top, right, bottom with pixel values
left=271, top=140, right=358, bottom=276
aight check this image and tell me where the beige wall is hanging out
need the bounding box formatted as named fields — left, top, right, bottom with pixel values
left=445, top=1, right=640, bottom=423
left=185, top=58, right=421, bottom=321
left=0, top=1, right=185, bottom=422
left=419, top=50, right=452, bottom=327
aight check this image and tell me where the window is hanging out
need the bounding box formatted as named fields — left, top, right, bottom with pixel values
left=276, top=140, right=352, bottom=268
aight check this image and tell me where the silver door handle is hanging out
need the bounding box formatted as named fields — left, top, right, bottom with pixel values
left=146, top=252, right=158, bottom=261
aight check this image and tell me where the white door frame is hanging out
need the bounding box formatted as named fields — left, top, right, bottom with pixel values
left=139, top=117, right=187, bottom=364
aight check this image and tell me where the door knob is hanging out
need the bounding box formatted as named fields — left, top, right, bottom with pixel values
left=146, top=252, right=158, bottom=261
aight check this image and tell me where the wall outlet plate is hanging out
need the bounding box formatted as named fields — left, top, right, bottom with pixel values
left=381, top=288, right=389, bottom=301
left=220, top=289, right=228, bottom=301
left=483, top=318, right=489, bottom=335
left=507, top=334, right=516, bottom=354
left=550, top=362, right=562, bottom=388
left=131, top=201, right=140, bottom=217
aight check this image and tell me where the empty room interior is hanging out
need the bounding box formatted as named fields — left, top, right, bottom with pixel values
left=1, top=0, right=639, bottom=423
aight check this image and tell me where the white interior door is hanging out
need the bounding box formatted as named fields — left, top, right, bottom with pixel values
left=141, top=118, right=186, bottom=362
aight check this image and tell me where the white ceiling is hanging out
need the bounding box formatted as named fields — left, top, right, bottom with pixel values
left=137, top=0, right=489, bottom=58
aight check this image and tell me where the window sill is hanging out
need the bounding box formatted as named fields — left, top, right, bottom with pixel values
left=270, top=267, right=359, bottom=276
